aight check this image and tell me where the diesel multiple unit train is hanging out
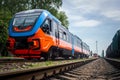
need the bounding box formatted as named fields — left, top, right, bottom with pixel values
left=7, top=9, right=90, bottom=60
left=106, top=29, right=120, bottom=58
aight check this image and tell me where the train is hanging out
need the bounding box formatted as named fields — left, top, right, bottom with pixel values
left=7, top=9, right=90, bottom=60
left=106, top=29, right=120, bottom=58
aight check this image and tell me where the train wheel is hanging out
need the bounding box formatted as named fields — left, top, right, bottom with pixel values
left=44, top=54, right=49, bottom=61
left=64, top=56, right=70, bottom=60
left=51, top=55, right=55, bottom=60
left=26, top=58, right=32, bottom=60
left=49, top=48, right=56, bottom=60
left=44, top=48, right=55, bottom=60
left=41, top=52, right=48, bottom=61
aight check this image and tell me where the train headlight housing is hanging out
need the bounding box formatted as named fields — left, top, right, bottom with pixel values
left=6, top=37, right=15, bottom=50
left=29, top=39, right=40, bottom=50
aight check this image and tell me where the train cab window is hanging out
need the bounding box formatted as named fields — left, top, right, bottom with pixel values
left=41, top=19, right=51, bottom=34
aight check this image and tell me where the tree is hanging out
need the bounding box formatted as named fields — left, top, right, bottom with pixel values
left=29, top=0, right=69, bottom=28
left=0, top=0, right=69, bottom=28
left=0, top=20, right=8, bottom=43
left=0, top=20, right=8, bottom=56
left=0, top=0, right=28, bottom=15
left=57, top=11, right=69, bottom=29
left=30, top=0, right=62, bottom=9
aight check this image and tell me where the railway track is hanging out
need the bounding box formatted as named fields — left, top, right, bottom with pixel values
left=0, top=57, right=66, bottom=63
left=105, top=58, right=120, bottom=80
left=48, top=58, right=120, bottom=80
left=1, top=58, right=119, bottom=80
left=105, top=58, right=120, bottom=69
left=0, top=58, right=96, bottom=80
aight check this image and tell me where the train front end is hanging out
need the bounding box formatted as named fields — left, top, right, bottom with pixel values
left=7, top=9, right=45, bottom=59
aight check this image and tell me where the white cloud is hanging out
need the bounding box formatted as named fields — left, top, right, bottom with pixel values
left=68, top=15, right=86, bottom=21
left=73, top=20, right=101, bottom=27
left=62, top=0, right=120, bottom=21
left=61, top=0, right=102, bottom=28
left=62, top=0, right=103, bottom=13
left=102, top=10, right=120, bottom=21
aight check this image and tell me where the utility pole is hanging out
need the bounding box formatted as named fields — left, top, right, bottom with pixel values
left=96, top=41, right=98, bottom=54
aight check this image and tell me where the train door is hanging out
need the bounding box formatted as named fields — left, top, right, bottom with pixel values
left=52, top=20, right=60, bottom=47
left=71, top=35, right=74, bottom=57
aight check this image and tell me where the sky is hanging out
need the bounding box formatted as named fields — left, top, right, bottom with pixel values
left=61, top=0, right=120, bottom=56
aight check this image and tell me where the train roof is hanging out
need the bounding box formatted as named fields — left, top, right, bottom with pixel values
left=15, top=9, right=43, bottom=15
left=83, top=42, right=89, bottom=47
left=15, top=9, right=61, bottom=24
left=112, top=29, right=120, bottom=41
left=116, top=29, right=120, bottom=35
left=74, top=35, right=82, bottom=41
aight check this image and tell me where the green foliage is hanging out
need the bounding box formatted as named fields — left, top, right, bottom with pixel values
left=28, top=0, right=69, bottom=28
left=0, top=0, right=28, bottom=15
left=0, top=20, right=8, bottom=56
left=30, top=0, right=62, bottom=9
left=57, top=11, right=69, bottom=29
left=0, top=0, right=69, bottom=29
left=0, top=20, right=8, bottom=43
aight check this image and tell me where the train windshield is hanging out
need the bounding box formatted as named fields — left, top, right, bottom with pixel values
left=13, top=15, right=39, bottom=32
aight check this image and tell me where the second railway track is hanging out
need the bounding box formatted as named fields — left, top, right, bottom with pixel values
left=49, top=58, right=120, bottom=80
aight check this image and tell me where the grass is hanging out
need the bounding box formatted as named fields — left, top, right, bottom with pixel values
left=26, top=58, right=95, bottom=69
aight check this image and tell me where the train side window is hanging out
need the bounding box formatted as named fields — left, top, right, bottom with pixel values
left=59, top=29, right=63, bottom=39
left=52, top=20, right=58, bottom=37
left=67, top=34, right=70, bottom=43
left=74, top=38, right=77, bottom=46
left=63, top=31, right=67, bottom=41
left=41, top=19, right=51, bottom=34
left=69, top=34, right=71, bottom=43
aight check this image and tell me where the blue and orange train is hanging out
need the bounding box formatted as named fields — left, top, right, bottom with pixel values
left=7, top=9, right=90, bottom=60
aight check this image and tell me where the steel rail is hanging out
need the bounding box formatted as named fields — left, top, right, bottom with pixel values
left=105, top=58, right=120, bottom=69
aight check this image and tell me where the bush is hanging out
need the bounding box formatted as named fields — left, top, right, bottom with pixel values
left=0, top=20, right=8, bottom=56
left=0, top=20, right=8, bottom=43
